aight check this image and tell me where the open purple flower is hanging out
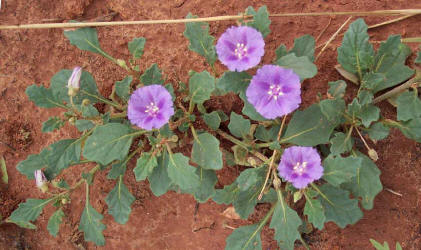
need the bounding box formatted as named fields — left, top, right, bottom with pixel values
left=216, top=26, right=265, bottom=72
left=278, top=146, right=323, bottom=189
left=128, top=85, right=174, bottom=130
left=246, top=65, right=301, bottom=119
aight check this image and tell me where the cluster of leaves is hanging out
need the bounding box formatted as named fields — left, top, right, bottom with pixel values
left=7, top=5, right=421, bottom=250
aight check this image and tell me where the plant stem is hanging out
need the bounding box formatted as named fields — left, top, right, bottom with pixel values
left=1, top=9, right=420, bottom=30
left=373, top=75, right=421, bottom=104
left=216, top=130, right=269, bottom=163
left=80, top=90, right=123, bottom=110
left=258, top=116, right=287, bottom=200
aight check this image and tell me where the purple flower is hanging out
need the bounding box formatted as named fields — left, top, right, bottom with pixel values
left=128, top=84, right=174, bottom=130
left=67, top=66, right=82, bottom=97
left=277, top=146, right=323, bottom=189
left=246, top=65, right=301, bottom=119
left=34, top=170, right=48, bottom=192
left=216, top=26, right=265, bottom=72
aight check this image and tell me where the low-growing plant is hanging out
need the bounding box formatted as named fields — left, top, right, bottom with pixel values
left=6, top=6, right=421, bottom=249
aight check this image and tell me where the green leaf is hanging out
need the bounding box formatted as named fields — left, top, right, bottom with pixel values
left=189, top=71, right=215, bottom=105
left=7, top=220, right=37, bottom=229
left=64, top=27, right=104, bottom=55
left=358, top=90, right=374, bottom=105
left=17, top=139, right=83, bottom=180
left=370, top=239, right=390, bottom=250
left=239, top=91, right=267, bottom=121
left=228, top=112, right=251, bottom=138
left=396, top=91, right=421, bottom=121
left=330, top=132, right=354, bottom=156
left=79, top=201, right=106, bottom=246
left=107, top=161, right=126, bottom=180
left=254, top=125, right=280, bottom=142
left=47, top=209, right=65, bottom=237
left=395, top=118, right=421, bottom=142
left=1, top=156, right=7, bottom=184
left=216, top=71, right=251, bottom=94
left=185, top=167, right=217, bottom=203
left=75, top=120, right=95, bottom=132
left=133, top=152, right=158, bottom=181
left=416, top=51, right=421, bottom=64
left=337, top=18, right=374, bottom=78
left=212, top=182, right=239, bottom=205
left=275, top=44, right=287, bottom=60
left=83, top=123, right=134, bottom=166
left=366, top=122, right=390, bottom=141
left=290, top=34, right=315, bottom=62
left=225, top=223, right=262, bottom=250
left=361, top=72, right=384, bottom=90
left=42, top=117, right=64, bottom=133
left=128, top=37, right=146, bottom=59
left=359, top=104, right=380, bottom=128
left=50, top=69, right=102, bottom=105
left=372, top=35, right=413, bottom=93
left=328, top=80, right=347, bottom=99
left=16, top=149, right=50, bottom=179
left=191, top=133, right=223, bottom=170
left=203, top=111, right=221, bottom=130
left=304, top=197, right=325, bottom=230
left=184, top=13, right=217, bottom=66
left=322, top=155, right=362, bottom=186
left=233, top=167, right=265, bottom=219
left=282, top=104, right=336, bottom=146
left=26, top=85, right=64, bottom=109
left=148, top=151, right=172, bottom=196
left=269, top=201, right=302, bottom=250
left=140, top=63, right=164, bottom=85
left=275, top=53, right=317, bottom=81
left=317, top=184, right=363, bottom=228
left=115, top=76, right=132, bottom=102
left=319, top=98, right=346, bottom=127
left=167, top=153, right=200, bottom=190
left=79, top=104, right=99, bottom=118
left=245, top=6, right=271, bottom=38
left=105, top=177, right=135, bottom=224
left=342, top=154, right=382, bottom=210
left=9, top=199, right=52, bottom=224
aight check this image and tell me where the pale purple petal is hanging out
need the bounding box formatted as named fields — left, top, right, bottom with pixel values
left=277, top=146, right=323, bottom=189
left=246, top=65, right=301, bottom=119
left=216, top=26, right=265, bottom=72
left=128, top=85, right=174, bottom=130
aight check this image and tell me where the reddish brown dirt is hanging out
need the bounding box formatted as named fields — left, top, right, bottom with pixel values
left=1, top=0, right=421, bottom=249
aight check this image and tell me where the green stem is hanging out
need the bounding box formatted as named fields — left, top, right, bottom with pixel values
left=80, top=90, right=123, bottom=110
left=242, top=204, right=276, bottom=248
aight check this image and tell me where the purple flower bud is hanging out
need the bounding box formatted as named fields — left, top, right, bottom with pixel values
left=246, top=65, right=301, bottom=119
left=67, top=66, right=82, bottom=96
left=278, top=146, right=323, bottom=189
left=216, top=26, right=265, bottom=72
left=128, top=84, right=174, bottom=130
left=34, top=169, right=48, bottom=192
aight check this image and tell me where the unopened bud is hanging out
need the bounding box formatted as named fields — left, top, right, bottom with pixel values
left=116, top=59, right=127, bottom=68
left=368, top=148, right=378, bottom=162
left=273, top=177, right=281, bottom=190
left=67, top=66, right=82, bottom=97
left=82, top=99, right=90, bottom=106
left=34, top=170, right=48, bottom=193
left=293, top=191, right=303, bottom=203
left=69, top=117, right=76, bottom=125
left=61, top=198, right=68, bottom=205
left=247, top=157, right=257, bottom=167
left=169, top=135, right=178, bottom=142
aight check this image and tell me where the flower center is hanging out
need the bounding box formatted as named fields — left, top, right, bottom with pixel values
left=234, top=43, right=248, bottom=59
left=267, top=84, right=284, bottom=100
left=293, top=161, right=307, bottom=175
left=145, top=102, right=160, bottom=117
